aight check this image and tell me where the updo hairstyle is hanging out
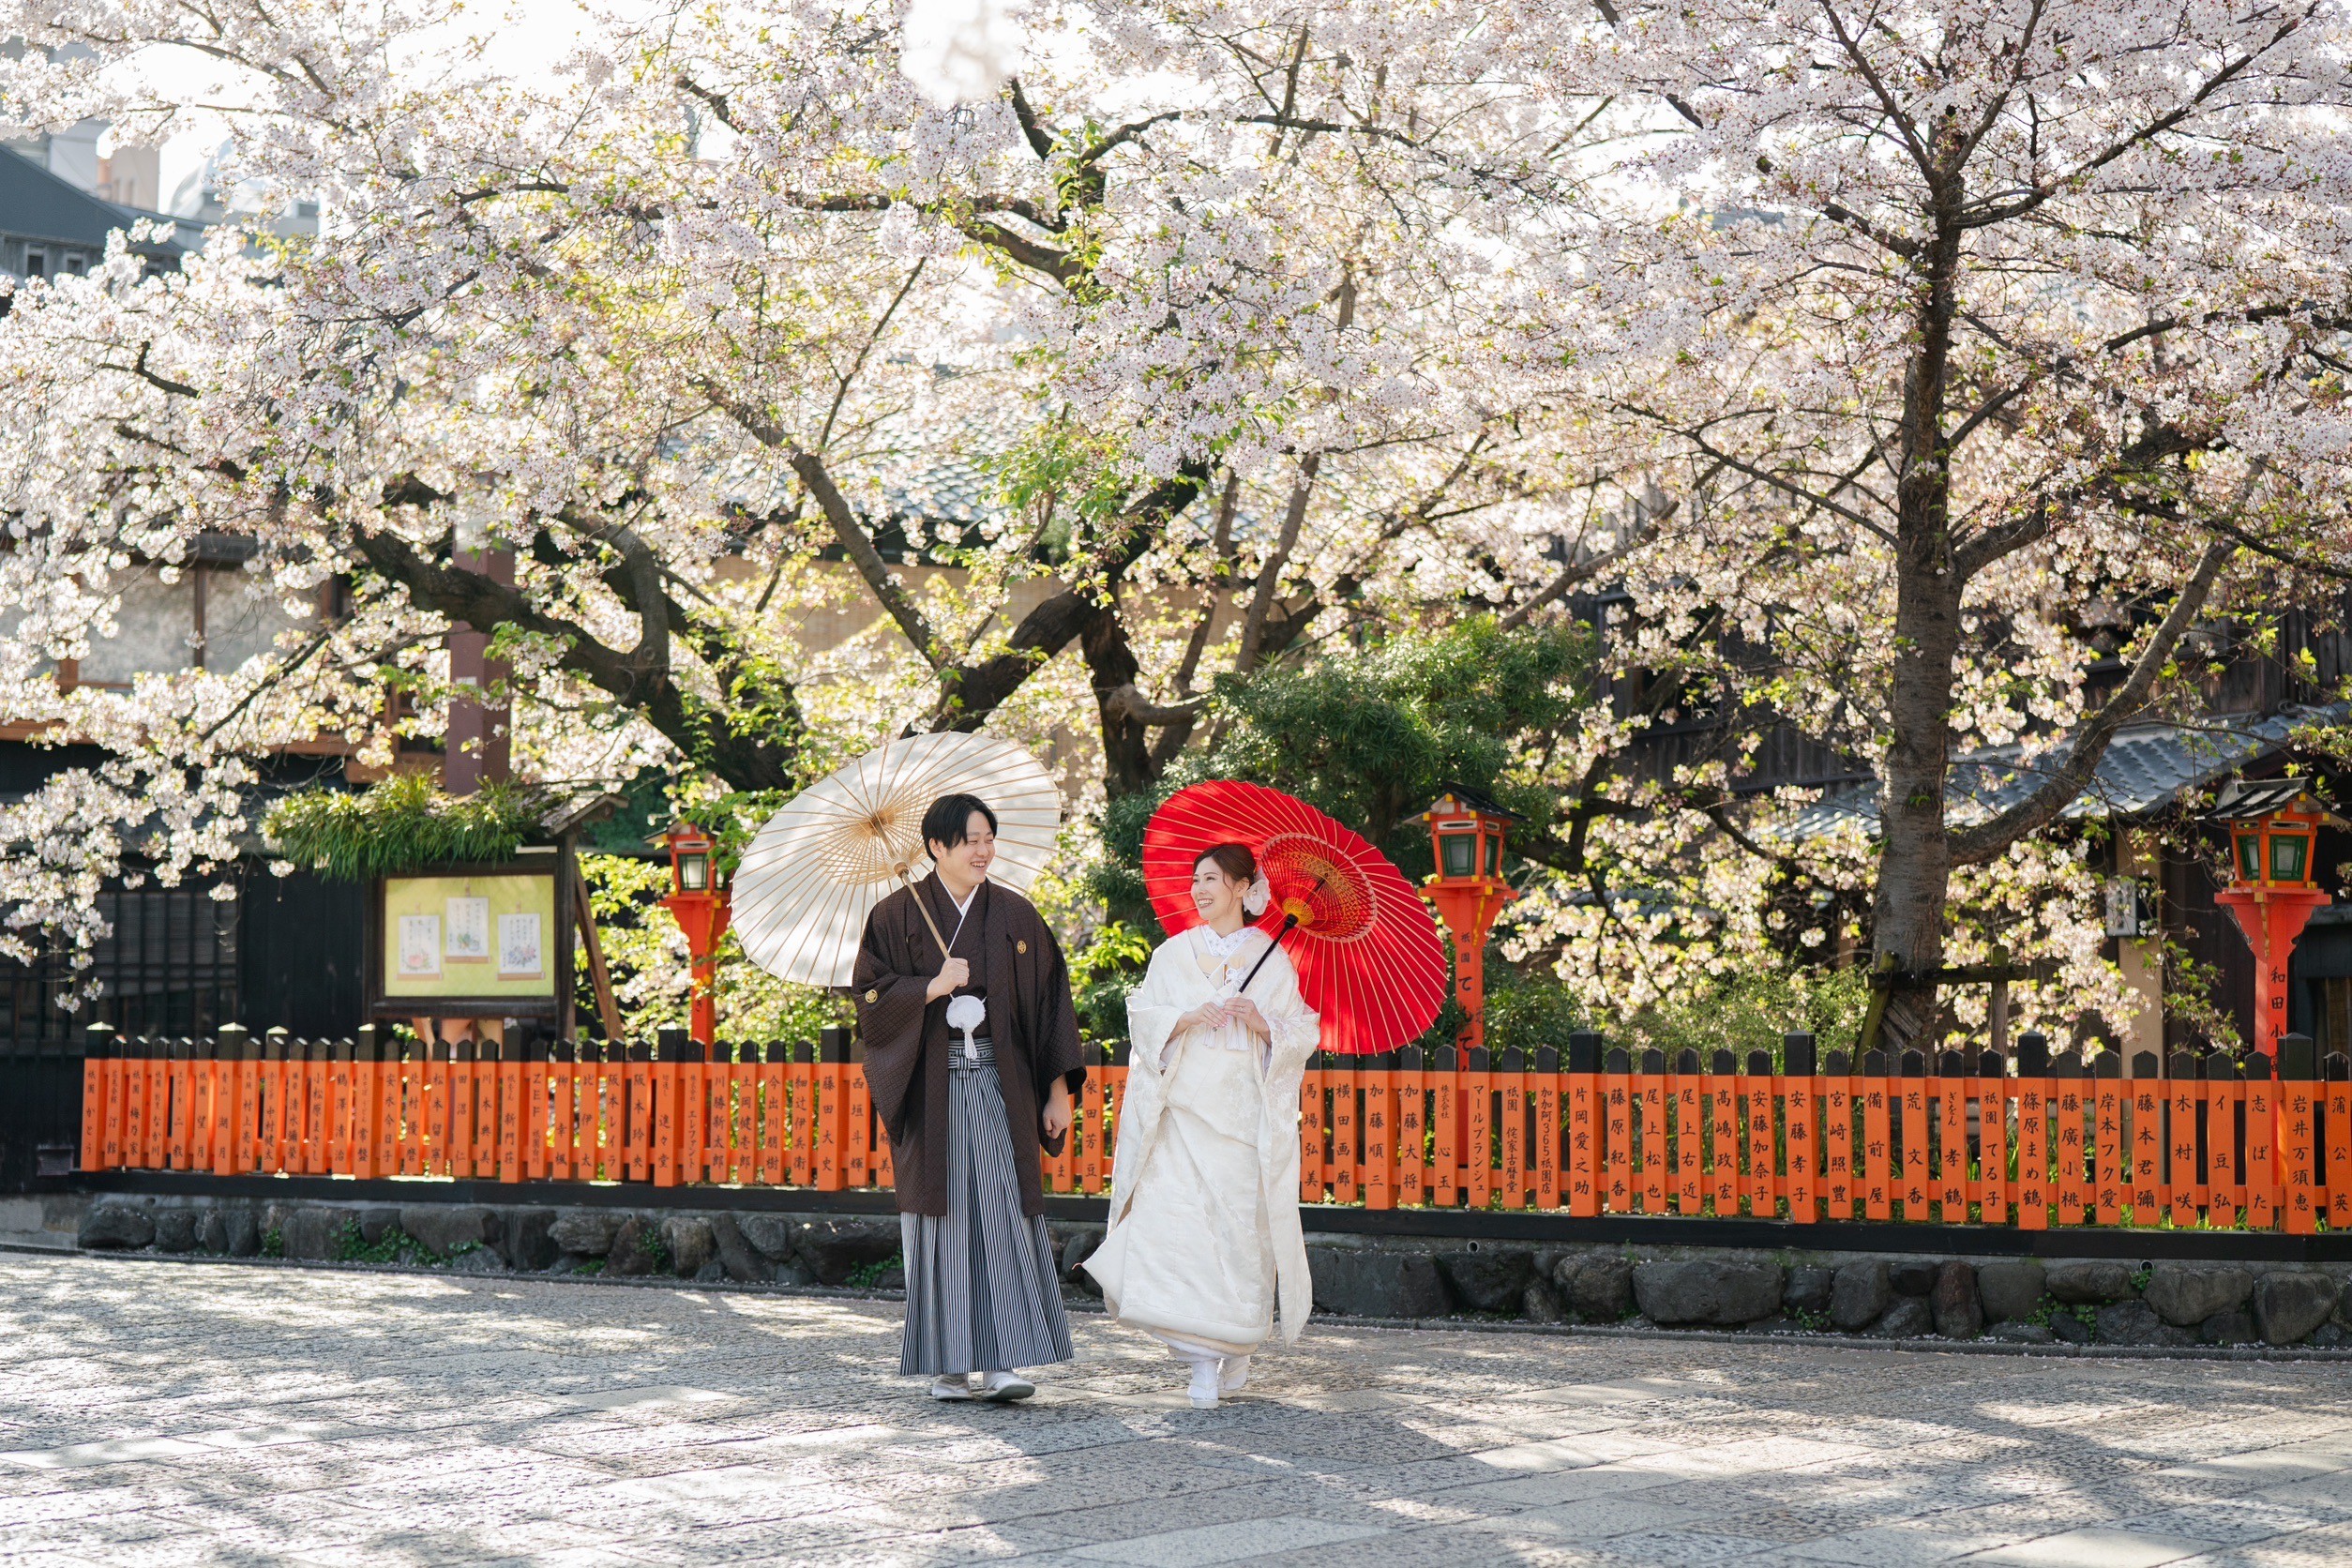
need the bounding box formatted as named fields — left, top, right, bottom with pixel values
left=1193, top=842, right=1258, bottom=885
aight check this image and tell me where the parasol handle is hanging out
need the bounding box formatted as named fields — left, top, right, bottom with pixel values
left=1235, top=913, right=1300, bottom=997
left=896, top=867, right=957, bottom=972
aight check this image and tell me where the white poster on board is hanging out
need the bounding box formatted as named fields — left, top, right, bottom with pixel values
left=498, top=912, right=544, bottom=981
left=445, top=896, right=490, bottom=962
left=398, top=914, right=442, bottom=978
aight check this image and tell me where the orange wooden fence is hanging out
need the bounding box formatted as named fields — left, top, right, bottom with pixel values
left=76, top=1024, right=2352, bottom=1234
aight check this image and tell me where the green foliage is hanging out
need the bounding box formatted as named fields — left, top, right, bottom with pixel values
left=260, top=1225, right=284, bottom=1259
left=845, top=1252, right=904, bottom=1289
left=635, top=1225, right=670, bottom=1273
left=265, top=774, right=550, bottom=881
left=1180, top=615, right=1595, bottom=867
left=333, top=1221, right=443, bottom=1267
left=577, top=852, right=849, bottom=1042
left=1622, top=965, right=1873, bottom=1066
left=1069, top=920, right=1154, bottom=1046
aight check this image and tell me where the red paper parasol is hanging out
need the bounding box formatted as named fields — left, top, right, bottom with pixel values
left=1142, top=780, right=1449, bottom=1055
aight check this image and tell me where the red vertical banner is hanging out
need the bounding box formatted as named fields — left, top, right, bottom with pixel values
left=1077, top=1041, right=1106, bottom=1197
left=188, top=1038, right=217, bottom=1175
left=548, top=1039, right=575, bottom=1182
left=847, top=1040, right=877, bottom=1191
left=324, top=1038, right=351, bottom=1176
left=1530, top=1046, right=1558, bottom=1212
left=1460, top=1048, right=1489, bottom=1211
left=730, top=1041, right=756, bottom=1184
left=1563, top=1035, right=1598, bottom=1217
left=1670, top=1049, right=1701, bottom=1214
left=1636, top=1050, right=1666, bottom=1214
left=448, top=1040, right=478, bottom=1179
left=1746, top=1050, right=1778, bottom=1220
left=213, top=1027, right=246, bottom=1176
left=813, top=1028, right=847, bottom=1192
left=526, top=1035, right=553, bottom=1182
left=79, top=1028, right=109, bottom=1171
left=700, top=1041, right=725, bottom=1184
left=1364, top=1051, right=1396, bottom=1212
left=2013, top=1035, right=2050, bottom=1231
left=2128, top=1051, right=2164, bottom=1225
left=2246, top=1052, right=2278, bottom=1229
left=1491, top=1048, right=1521, bottom=1213
left=624, top=1041, right=654, bottom=1183
left=760, top=1041, right=789, bottom=1186
left=676, top=1037, right=705, bottom=1188
left=1429, top=1046, right=1459, bottom=1207
left=304, top=1038, right=330, bottom=1175
left=350, top=1029, right=380, bottom=1180
left=1708, top=1050, right=1740, bottom=1216
left=2053, top=1054, right=2088, bottom=1227
left=121, top=1037, right=149, bottom=1169
left=1896, top=1052, right=1929, bottom=1220
left=1298, top=1048, right=1324, bottom=1203
left=495, top=1033, right=522, bottom=1184
left=166, top=1038, right=193, bottom=1170
left=2205, top=1052, right=2243, bottom=1222
left=2169, top=1049, right=2203, bottom=1229
left=2093, top=1052, right=2125, bottom=1225
left=607, top=1043, right=635, bottom=1175
left=653, top=1034, right=683, bottom=1187
left=472, top=1039, right=502, bottom=1176
left=1602, top=1048, right=1632, bottom=1214
left=423, top=1037, right=450, bottom=1177
left=786, top=1039, right=815, bottom=1187
left=1330, top=1054, right=1360, bottom=1206
left=2280, top=1034, right=2319, bottom=1235
left=1856, top=1050, right=1890, bottom=1220
left=1974, top=1052, right=2009, bottom=1226
left=1398, top=1046, right=1430, bottom=1208
left=1784, top=1035, right=1817, bottom=1224
left=144, top=1037, right=170, bottom=1168
left=100, top=1027, right=127, bottom=1170
left=2325, top=1054, right=2351, bottom=1231
left=1935, top=1050, right=1968, bottom=1220
left=1820, top=1051, right=1854, bottom=1219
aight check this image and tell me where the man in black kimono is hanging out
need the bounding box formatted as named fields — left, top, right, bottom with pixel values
left=852, top=792, right=1084, bottom=1401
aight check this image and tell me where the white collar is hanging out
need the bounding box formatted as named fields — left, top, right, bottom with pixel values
left=939, top=880, right=981, bottom=917
left=1197, top=923, right=1258, bottom=958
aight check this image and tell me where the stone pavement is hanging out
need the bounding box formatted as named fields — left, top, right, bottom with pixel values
left=8, top=1255, right=2352, bottom=1566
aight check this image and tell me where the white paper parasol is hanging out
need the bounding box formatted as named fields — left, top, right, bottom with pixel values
left=731, top=731, right=1062, bottom=987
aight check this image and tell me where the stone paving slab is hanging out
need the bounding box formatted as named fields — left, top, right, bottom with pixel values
left=8, top=1254, right=2352, bottom=1566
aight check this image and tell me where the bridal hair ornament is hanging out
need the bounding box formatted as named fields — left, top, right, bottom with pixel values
left=944, top=993, right=987, bottom=1063
left=1243, top=871, right=1272, bottom=917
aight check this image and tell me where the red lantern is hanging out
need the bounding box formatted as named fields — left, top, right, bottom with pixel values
left=2211, top=780, right=2340, bottom=1059
left=657, top=821, right=731, bottom=1045
left=1420, top=786, right=1521, bottom=1053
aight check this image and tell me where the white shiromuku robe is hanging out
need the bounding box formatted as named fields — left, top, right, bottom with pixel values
left=1082, top=924, right=1321, bottom=1354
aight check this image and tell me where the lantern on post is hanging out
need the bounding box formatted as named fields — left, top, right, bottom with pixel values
left=656, top=821, right=731, bottom=1045
left=1420, top=786, right=1521, bottom=1052
left=2211, top=779, right=2342, bottom=1059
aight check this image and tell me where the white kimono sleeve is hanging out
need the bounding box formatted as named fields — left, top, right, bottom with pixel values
left=1123, top=939, right=1194, bottom=1073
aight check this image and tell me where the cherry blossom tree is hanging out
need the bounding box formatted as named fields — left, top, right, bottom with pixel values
left=1508, top=0, right=2352, bottom=1042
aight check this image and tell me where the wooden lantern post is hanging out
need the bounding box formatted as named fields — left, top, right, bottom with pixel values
left=1420, top=787, right=1521, bottom=1052
left=657, top=822, right=731, bottom=1046
left=2212, top=779, right=2341, bottom=1059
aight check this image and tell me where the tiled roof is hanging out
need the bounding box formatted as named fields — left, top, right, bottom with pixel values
left=1785, top=703, right=2345, bottom=839
left=0, top=145, right=188, bottom=256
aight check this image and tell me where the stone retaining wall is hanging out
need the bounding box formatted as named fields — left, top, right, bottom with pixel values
left=52, top=1193, right=2352, bottom=1349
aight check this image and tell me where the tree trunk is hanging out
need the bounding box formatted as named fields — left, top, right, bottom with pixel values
left=1867, top=221, right=1965, bottom=1046
left=1082, top=599, right=1156, bottom=799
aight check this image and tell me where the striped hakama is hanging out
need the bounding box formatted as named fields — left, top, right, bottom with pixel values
left=898, top=1037, right=1076, bottom=1377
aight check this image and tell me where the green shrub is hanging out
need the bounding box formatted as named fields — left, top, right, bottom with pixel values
left=265, top=774, right=550, bottom=881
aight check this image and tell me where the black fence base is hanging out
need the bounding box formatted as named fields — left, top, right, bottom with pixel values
left=55, top=1172, right=2352, bottom=1262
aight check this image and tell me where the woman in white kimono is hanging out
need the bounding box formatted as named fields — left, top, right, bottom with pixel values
left=1082, top=843, right=1321, bottom=1407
